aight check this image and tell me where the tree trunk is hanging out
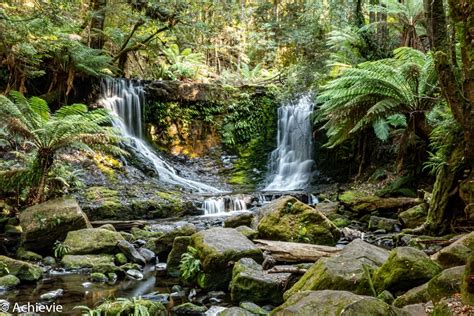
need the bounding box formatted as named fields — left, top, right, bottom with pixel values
left=89, top=0, right=107, bottom=49
left=29, top=152, right=54, bottom=205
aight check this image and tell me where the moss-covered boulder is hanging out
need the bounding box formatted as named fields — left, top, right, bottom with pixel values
left=461, top=254, right=474, bottom=305
left=284, top=239, right=389, bottom=300
left=256, top=196, right=340, bottom=245
left=431, top=232, right=474, bottom=268
left=172, top=302, right=207, bottom=315
left=393, top=283, right=429, bottom=307
left=235, top=226, right=258, bottom=240
left=154, top=223, right=196, bottom=256
left=96, top=298, right=167, bottom=315
left=368, top=216, right=400, bottom=232
left=427, top=265, right=463, bottom=302
left=373, top=247, right=441, bottom=294
left=0, top=274, right=20, bottom=289
left=61, top=254, right=115, bottom=269
left=230, top=258, right=290, bottom=305
left=272, top=290, right=408, bottom=315
left=191, top=228, right=263, bottom=290
left=166, top=236, right=191, bottom=277
left=19, top=197, right=91, bottom=254
left=131, top=227, right=163, bottom=241
left=63, top=228, right=124, bottom=254
left=398, top=204, right=428, bottom=229
left=0, top=256, right=42, bottom=281
left=16, top=247, right=42, bottom=261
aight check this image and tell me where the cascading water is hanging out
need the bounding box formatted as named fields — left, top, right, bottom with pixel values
left=98, top=78, right=221, bottom=193
left=263, top=95, right=315, bottom=191
left=202, top=195, right=248, bottom=215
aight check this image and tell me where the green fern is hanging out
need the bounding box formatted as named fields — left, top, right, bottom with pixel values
left=179, top=246, right=202, bottom=281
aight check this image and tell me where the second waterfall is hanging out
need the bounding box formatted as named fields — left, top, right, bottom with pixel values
left=264, top=95, right=315, bottom=191
left=98, top=78, right=220, bottom=193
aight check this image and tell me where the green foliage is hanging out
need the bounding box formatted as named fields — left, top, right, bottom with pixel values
left=179, top=246, right=201, bottom=281
left=53, top=240, right=70, bottom=259
left=158, top=44, right=206, bottom=80
left=362, top=263, right=378, bottom=297
left=0, top=262, right=10, bottom=275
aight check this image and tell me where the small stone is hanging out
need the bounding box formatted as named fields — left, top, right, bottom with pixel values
left=126, top=269, right=143, bottom=280
left=40, top=289, right=64, bottom=301
left=115, top=253, right=128, bottom=265
left=138, top=248, right=156, bottom=263
left=42, top=256, right=56, bottom=266
left=90, top=272, right=108, bottom=282
left=172, top=302, right=207, bottom=315
left=117, top=240, right=146, bottom=265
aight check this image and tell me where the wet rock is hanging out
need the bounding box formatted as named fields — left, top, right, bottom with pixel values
left=19, top=197, right=91, bottom=254
left=230, top=258, right=289, bottom=305
left=142, top=292, right=170, bottom=305
left=90, top=272, right=108, bottom=282
left=96, top=298, right=167, bottom=315
left=40, top=289, right=63, bottom=301
left=154, top=222, right=197, bottom=256
left=16, top=247, right=42, bottom=261
left=224, top=213, right=254, bottom=228
left=120, top=231, right=135, bottom=242
left=138, top=247, right=156, bottom=263
left=240, top=301, right=268, bottom=315
left=235, top=226, right=258, bottom=240
left=399, top=204, right=428, bottom=229
left=117, top=240, right=146, bottom=265
left=61, top=254, right=115, bottom=269
left=42, top=256, right=56, bottom=266
left=255, top=196, right=340, bottom=245
left=431, top=232, right=474, bottom=268
left=427, top=265, right=463, bottom=302
left=368, top=216, right=400, bottom=232
left=218, top=307, right=254, bottom=316
left=63, top=228, right=124, bottom=255
left=114, top=253, right=128, bottom=265
left=191, top=228, right=263, bottom=290
left=393, top=283, right=430, bottom=307
left=155, top=262, right=167, bottom=276
left=274, top=290, right=407, bottom=315
left=0, top=275, right=20, bottom=289
left=373, top=247, right=442, bottom=294
left=0, top=255, right=42, bottom=281
left=167, top=236, right=192, bottom=277
left=172, top=302, right=207, bottom=315
left=284, top=239, right=389, bottom=299
left=126, top=269, right=143, bottom=280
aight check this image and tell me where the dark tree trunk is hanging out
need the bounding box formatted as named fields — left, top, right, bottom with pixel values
left=89, top=0, right=107, bottom=49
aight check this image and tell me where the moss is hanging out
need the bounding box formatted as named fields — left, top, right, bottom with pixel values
left=0, top=255, right=42, bottom=281
left=16, top=247, right=42, bottom=261
left=332, top=217, right=351, bottom=228
left=63, top=228, right=124, bottom=254
left=114, top=253, right=128, bottom=265
left=461, top=255, right=474, bottom=305
left=0, top=274, right=20, bottom=289
left=393, top=283, right=430, bottom=307
left=97, top=299, right=166, bottom=316
left=61, top=254, right=115, bottom=269
left=90, top=272, right=108, bottom=282
left=427, top=266, right=463, bottom=302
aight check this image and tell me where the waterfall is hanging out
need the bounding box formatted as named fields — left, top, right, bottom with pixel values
left=202, top=195, right=247, bottom=215
left=263, top=95, right=315, bottom=191
left=98, top=78, right=221, bottom=193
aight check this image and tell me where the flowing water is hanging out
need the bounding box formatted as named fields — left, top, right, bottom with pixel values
left=264, top=95, right=315, bottom=191
left=201, top=195, right=248, bottom=215
left=98, top=79, right=221, bottom=193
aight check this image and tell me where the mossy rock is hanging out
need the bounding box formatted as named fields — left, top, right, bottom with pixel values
left=230, top=258, right=288, bottom=305
left=427, top=265, right=463, bottom=302
left=166, top=236, right=191, bottom=278
left=90, top=272, right=108, bottom=282
left=16, top=247, right=42, bottom=261
left=235, top=226, right=258, bottom=240
left=239, top=302, right=268, bottom=315
left=115, top=253, right=128, bottom=265
left=96, top=298, right=166, bottom=316
left=376, top=176, right=417, bottom=198
left=154, top=223, right=196, bottom=256
left=224, top=213, right=254, bottom=228
left=393, top=283, right=430, bottom=307
left=61, top=254, right=115, bottom=269
left=339, top=190, right=421, bottom=215
left=0, top=255, right=42, bottom=281
left=431, top=232, right=474, bottom=268
left=368, top=216, right=400, bottom=232
left=19, top=197, right=91, bottom=254
left=272, top=290, right=408, bottom=315
left=284, top=239, right=389, bottom=300
left=373, top=247, right=441, bottom=294
left=172, top=302, right=207, bottom=315
left=191, top=228, right=263, bottom=290
left=131, top=227, right=163, bottom=241
left=256, top=196, right=340, bottom=245
left=461, top=254, right=474, bottom=305
left=63, top=228, right=124, bottom=254
left=218, top=307, right=255, bottom=316
left=0, top=274, right=20, bottom=289
left=399, top=204, right=428, bottom=229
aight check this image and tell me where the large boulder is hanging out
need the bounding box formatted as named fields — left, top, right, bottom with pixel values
left=230, top=258, right=290, bottom=305
left=256, top=196, right=340, bottom=245
left=154, top=222, right=196, bottom=257
left=167, top=236, right=192, bottom=277
left=373, top=247, right=441, bottom=294
left=0, top=275, right=20, bottom=289
left=191, top=228, right=263, bottom=290
left=431, top=232, right=474, bottom=268
left=272, top=290, right=408, bottom=316
left=63, top=228, right=124, bottom=254
left=393, top=283, right=430, bottom=308
left=61, top=254, right=115, bottom=269
left=19, top=197, right=91, bottom=254
left=284, top=239, right=389, bottom=300
left=398, top=204, right=428, bottom=229
left=0, top=255, right=42, bottom=281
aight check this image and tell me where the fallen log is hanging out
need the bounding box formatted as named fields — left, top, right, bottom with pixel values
left=91, top=220, right=148, bottom=231
left=339, top=191, right=423, bottom=214
left=267, top=266, right=308, bottom=275
left=253, top=239, right=341, bottom=263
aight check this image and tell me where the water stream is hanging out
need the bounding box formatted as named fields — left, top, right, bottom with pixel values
left=264, top=95, right=315, bottom=191
left=98, top=79, right=221, bottom=193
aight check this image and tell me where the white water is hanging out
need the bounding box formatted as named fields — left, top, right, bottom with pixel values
left=99, top=78, right=221, bottom=193
left=264, top=95, right=315, bottom=191
left=202, top=195, right=247, bottom=215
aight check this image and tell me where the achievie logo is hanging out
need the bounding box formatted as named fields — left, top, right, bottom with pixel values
left=0, top=300, right=10, bottom=312
left=0, top=300, right=63, bottom=313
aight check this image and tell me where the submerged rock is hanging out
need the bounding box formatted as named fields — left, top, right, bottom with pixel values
left=0, top=255, right=42, bottom=281
left=373, top=247, right=441, bottom=294
left=19, top=197, right=91, bottom=254
left=230, top=258, right=290, bottom=305
left=273, top=290, right=408, bottom=315
left=63, top=228, right=124, bottom=254
left=284, top=239, right=389, bottom=299
left=256, top=196, right=340, bottom=245
left=191, top=228, right=263, bottom=290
